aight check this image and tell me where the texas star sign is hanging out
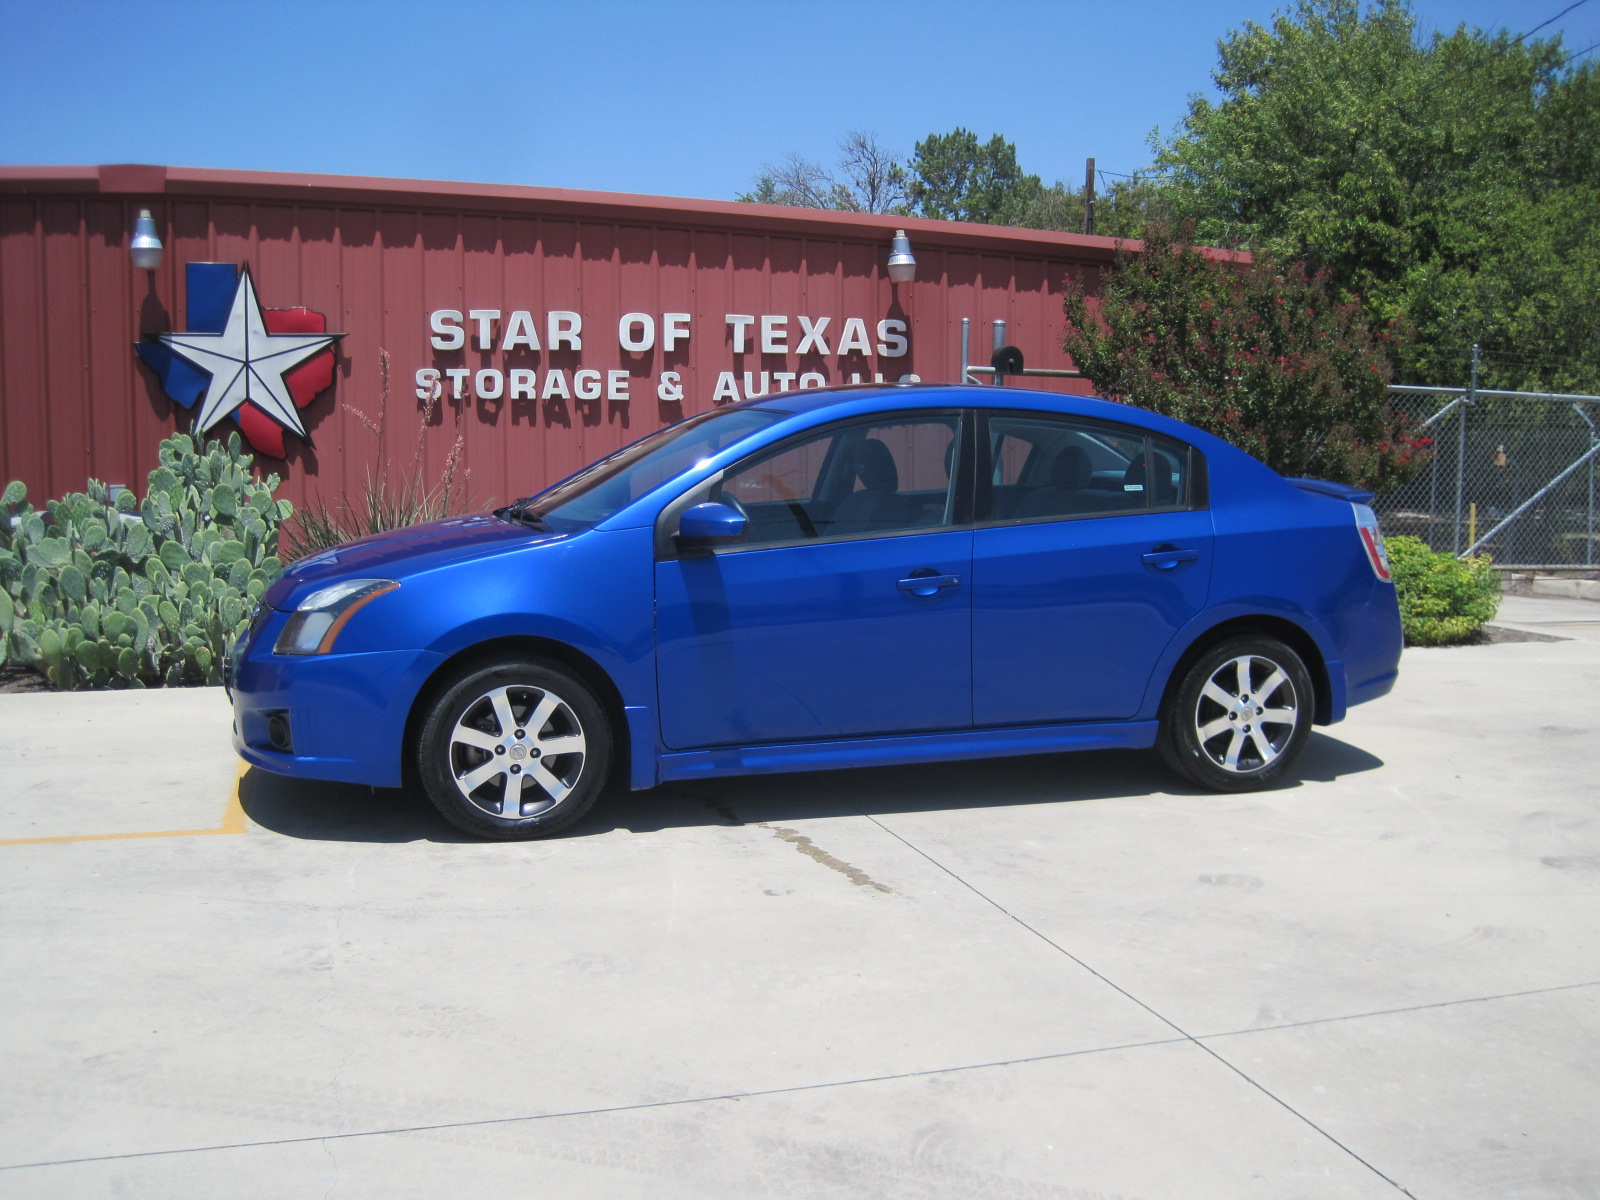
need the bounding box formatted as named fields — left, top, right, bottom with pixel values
left=137, top=263, right=342, bottom=458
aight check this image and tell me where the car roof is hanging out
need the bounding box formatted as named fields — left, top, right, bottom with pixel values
left=744, top=383, right=1233, bottom=450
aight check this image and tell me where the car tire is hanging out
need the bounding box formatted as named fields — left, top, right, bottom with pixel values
left=1158, top=635, right=1314, bottom=792
left=417, top=659, right=612, bottom=840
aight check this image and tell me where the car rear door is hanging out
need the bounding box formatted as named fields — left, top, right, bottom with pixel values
left=971, top=411, right=1214, bottom=725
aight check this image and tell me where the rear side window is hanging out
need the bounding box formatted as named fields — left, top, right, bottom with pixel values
left=983, top=412, right=1206, bottom=522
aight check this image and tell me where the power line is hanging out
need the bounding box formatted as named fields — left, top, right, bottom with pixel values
left=1073, top=1, right=1593, bottom=220
left=1431, top=0, right=1590, bottom=69
left=1422, top=0, right=1590, bottom=93
left=1557, top=38, right=1600, bottom=64
left=1515, top=0, right=1590, bottom=43
left=1084, top=3, right=1593, bottom=186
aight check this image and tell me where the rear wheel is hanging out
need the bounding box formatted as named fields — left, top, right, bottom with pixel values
left=1158, top=636, right=1313, bottom=792
left=417, top=659, right=611, bottom=840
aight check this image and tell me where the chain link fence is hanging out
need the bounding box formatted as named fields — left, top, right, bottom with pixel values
left=1377, top=385, right=1600, bottom=568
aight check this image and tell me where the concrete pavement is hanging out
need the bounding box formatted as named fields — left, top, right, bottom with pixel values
left=1, top=594, right=1596, bottom=1198
left=1495, top=592, right=1600, bottom=641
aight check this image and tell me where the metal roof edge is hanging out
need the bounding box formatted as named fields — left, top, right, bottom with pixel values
left=0, top=163, right=1155, bottom=260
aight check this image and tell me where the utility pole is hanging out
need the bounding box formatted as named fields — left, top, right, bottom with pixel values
left=1084, top=158, right=1096, bottom=236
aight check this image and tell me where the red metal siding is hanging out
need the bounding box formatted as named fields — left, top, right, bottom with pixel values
left=0, top=165, right=1129, bottom=517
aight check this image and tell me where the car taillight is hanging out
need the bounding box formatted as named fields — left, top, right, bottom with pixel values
left=1353, top=504, right=1391, bottom=582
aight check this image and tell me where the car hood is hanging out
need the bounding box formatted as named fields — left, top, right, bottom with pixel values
left=266, top=514, right=563, bottom=608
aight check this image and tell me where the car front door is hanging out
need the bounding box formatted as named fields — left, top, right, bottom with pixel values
left=971, top=412, right=1214, bottom=725
left=655, top=411, right=973, bottom=749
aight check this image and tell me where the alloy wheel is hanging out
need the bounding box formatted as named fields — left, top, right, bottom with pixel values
left=1192, top=654, right=1299, bottom=774
left=447, top=684, right=588, bottom=819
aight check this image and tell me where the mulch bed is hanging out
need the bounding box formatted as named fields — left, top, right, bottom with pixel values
left=1410, top=623, right=1568, bottom=647
left=0, top=666, right=56, bottom=694
left=1468, top=623, right=1568, bottom=645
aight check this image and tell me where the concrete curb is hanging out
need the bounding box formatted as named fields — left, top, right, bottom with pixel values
left=1530, top=577, right=1600, bottom=602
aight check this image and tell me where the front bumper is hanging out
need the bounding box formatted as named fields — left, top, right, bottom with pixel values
left=230, top=619, right=442, bottom=787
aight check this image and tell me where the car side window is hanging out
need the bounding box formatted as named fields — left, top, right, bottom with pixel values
left=984, top=413, right=1204, bottom=522
left=713, top=412, right=963, bottom=549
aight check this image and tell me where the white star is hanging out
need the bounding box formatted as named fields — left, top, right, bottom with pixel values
left=157, top=267, right=340, bottom=440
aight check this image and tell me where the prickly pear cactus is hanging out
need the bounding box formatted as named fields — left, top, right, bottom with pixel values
left=0, top=432, right=292, bottom=689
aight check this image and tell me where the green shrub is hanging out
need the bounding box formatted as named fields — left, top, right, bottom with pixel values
left=1, top=432, right=291, bottom=689
left=1387, top=535, right=1501, bottom=646
left=1062, top=223, right=1428, bottom=493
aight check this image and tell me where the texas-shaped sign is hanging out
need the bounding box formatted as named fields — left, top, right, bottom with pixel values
left=136, top=263, right=343, bottom=458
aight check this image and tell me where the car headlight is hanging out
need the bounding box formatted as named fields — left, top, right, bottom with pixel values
left=274, top=579, right=400, bottom=655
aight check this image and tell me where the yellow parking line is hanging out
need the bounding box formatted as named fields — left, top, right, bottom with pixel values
left=0, top=763, right=250, bottom=846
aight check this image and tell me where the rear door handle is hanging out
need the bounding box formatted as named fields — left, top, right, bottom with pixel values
left=1141, top=547, right=1200, bottom=570
left=897, top=573, right=962, bottom=596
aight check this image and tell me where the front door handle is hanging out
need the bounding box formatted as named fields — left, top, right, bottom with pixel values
left=1141, top=546, right=1200, bottom=570
left=897, top=572, right=962, bottom=597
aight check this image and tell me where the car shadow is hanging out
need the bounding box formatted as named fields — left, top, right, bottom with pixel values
left=1293, top=731, right=1388, bottom=783
left=238, top=770, right=480, bottom=844
left=238, top=731, right=1384, bottom=844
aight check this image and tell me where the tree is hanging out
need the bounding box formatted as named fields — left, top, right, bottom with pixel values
left=740, top=127, right=1057, bottom=228
left=738, top=154, right=840, bottom=210
left=835, top=130, right=911, bottom=215
left=1154, top=0, right=1600, bottom=392
left=1062, top=224, right=1427, bottom=491
left=907, top=128, right=1042, bottom=225
left=1013, top=181, right=1083, bottom=231
left=737, top=131, right=909, bottom=214
left=1095, top=174, right=1177, bottom=239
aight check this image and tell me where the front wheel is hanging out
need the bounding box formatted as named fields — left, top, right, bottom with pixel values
left=417, top=659, right=612, bottom=840
left=1158, top=636, right=1314, bottom=792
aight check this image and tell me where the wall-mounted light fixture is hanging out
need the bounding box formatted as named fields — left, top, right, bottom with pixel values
left=886, top=229, right=916, bottom=284
left=130, top=209, right=163, bottom=271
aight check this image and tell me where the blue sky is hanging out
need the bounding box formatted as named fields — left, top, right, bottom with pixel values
left=1, top=0, right=1594, bottom=203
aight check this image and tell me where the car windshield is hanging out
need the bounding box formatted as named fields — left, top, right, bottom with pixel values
left=516, top=408, right=785, bottom=530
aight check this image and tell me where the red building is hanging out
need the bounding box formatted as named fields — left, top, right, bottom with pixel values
left=0, top=164, right=1125, bottom=514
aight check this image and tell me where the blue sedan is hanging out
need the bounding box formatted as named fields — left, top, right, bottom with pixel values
left=229, top=385, right=1401, bottom=840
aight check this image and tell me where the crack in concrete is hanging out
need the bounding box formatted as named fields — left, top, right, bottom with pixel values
left=0, top=1034, right=1190, bottom=1172
left=857, top=809, right=1422, bottom=1197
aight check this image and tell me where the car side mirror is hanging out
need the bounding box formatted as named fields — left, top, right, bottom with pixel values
left=677, top=501, right=746, bottom=544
